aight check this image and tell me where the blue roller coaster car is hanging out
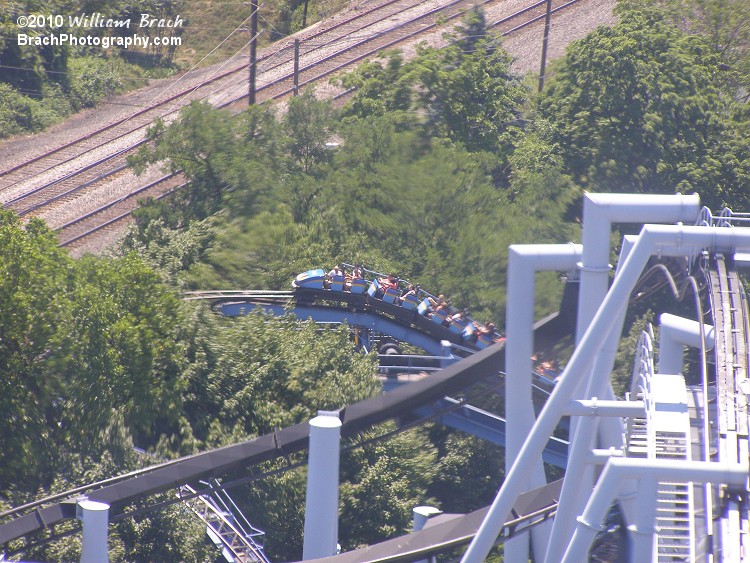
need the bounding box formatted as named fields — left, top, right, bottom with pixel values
left=350, top=278, right=368, bottom=294
left=293, top=269, right=326, bottom=289
left=292, top=267, right=503, bottom=351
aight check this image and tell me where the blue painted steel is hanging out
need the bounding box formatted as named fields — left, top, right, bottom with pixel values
left=417, top=298, right=431, bottom=316
left=350, top=279, right=368, bottom=294
left=330, top=275, right=345, bottom=292
left=293, top=269, right=325, bottom=289
left=402, top=294, right=420, bottom=311
left=462, top=323, right=476, bottom=341
left=449, top=317, right=469, bottom=335
left=218, top=302, right=447, bottom=355
left=218, top=298, right=569, bottom=466
left=367, top=279, right=380, bottom=297
left=477, top=334, right=493, bottom=349
left=431, top=309, right=450, bottom=325
left=414, top=398, right=568, bottom=468
left=383, top=288, right=399, bottom=304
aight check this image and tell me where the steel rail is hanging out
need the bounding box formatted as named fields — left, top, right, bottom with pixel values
left=54, top=0, right=587, bottom=247
left=247, top=0, right=497, bottom=100
left=495, top=0, right=582, bottom=35
left=12, top=0, right=488, bottom=239
left=56, top=181, right=180, bottom=247
left=0, top=0, right=427, bottom=183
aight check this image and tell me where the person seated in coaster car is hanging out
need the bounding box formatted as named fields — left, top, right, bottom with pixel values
left=326, top=264, right=346, bottom=291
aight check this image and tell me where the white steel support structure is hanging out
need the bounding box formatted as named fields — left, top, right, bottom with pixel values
left=658, top=313, right=715, bottom=375
left=547, top=194, right=701, bottom=562
left=504, top=243, right=582, bottom=563
left=575, top=193, right=701, bottom=344
left=303, top=411, right=342, bottom=560
left=560, top=458, right=748, bottom=563
left=462, top=223, right=750, bottom=562
left=545, top=235, right=640, bottom=561
left=78, top=499, right=109, bottom=563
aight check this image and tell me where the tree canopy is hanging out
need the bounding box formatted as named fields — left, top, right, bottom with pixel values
left=539, top=2, right=750, bottom=208
left=6, top=1, right=750, bottom=559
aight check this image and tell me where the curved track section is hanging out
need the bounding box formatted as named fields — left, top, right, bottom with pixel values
left=187, top=288, right=481, bottom=356
left=0, top=281, right=575, bottom=554
left=6, top=199, right=750, bottom=561
left=0, top=343, right=505, bottom=547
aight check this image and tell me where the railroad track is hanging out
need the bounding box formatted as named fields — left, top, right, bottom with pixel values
left=0, top=0, right=423, bottom=187
left=0, top=0, right=590, bottom=250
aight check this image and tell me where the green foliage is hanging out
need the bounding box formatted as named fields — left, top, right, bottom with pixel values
left=539, top=4, right=750, bottom=208
left=0, top=0, right=177, bottom=138
left=428, top=433, right=504, bottom=514
left=340, top=12, right=525, bottom=160
left=0, top=82, right=36, bottom=136
left=129, top=76, right=578, bottom=321
left=67, top=56, right=124, bottom=109
left=0, top=210, right=185, bottom=485
left=0, top=212, right=76, bottom=487
left=655, top=0, right=750, bottom=101
left=110, top=501, right=215, bottom=563
left=8, top=0, right=750, bottom=558
left=118, top=216, right=214, bottom=285
left=270, top=0, right=349, bottom=37
left=236, top=464, right=308, bottom=560
left=181, top=310, right=380, bottom=442
left=611, top=310, right=655, bottom=399
left=64, top=253, right=188, bottom=447
left=285, top=90, right=335, bottom=174
left=339, top=426, right=437, bottom=550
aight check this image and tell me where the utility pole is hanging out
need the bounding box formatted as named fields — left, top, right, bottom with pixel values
left=302, top=0, right=310, bottom=29
left=293, top=39, right=300, bottom=96
left=249, top=0, right=258, bottom=105
left=538, top=0, right=552, bottom=92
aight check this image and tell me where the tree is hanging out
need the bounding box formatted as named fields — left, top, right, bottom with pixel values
left=415, top=39, right=525, bottom=157
left=0, top=211, right=76, bottom=487
left=428, top=433, right=504, bottom=514
left=656, top=0, right=750, bottom=101
left=128, top=102, right=237, bottom=220
left=340, top=10, right=526, bottom=160
left=59, top=253, right=188, bottom=450
left=284, top=90, right=335, bottom=175
left=339, top=427, right=437, bottom=550
left=0, top=211, right=190, bottom=490
left=178, top=309, right=380, bottom=443
left=539, top=4, right=750, bottom=208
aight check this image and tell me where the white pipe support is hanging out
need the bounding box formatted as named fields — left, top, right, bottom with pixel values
left=505, top=243, right=582, bottom=563
left=463, top=223, right=750, bottom=563
left=546, top=235, right=638, bottom=563
left=544, top=414, right=597, bottom=563
left=303, top=411, right=342, bottom=560
left=413, top=507, right=442, bottom=563
left=586, top=448, right=626, bottom=464
left=594, top=235, right=639, bottom=446
left=506, top=243, right=582, bottom=465
left=78, top=499, right=109, bottom=563
left=563, top=399, right=645, bottom=417
left=629, top=478, right=659, bottom=562
left=658, top=313, right=715, bottom=374
left=561, top=458, right=748, bottom=563
left=576, top=193, right=701, bottom=344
